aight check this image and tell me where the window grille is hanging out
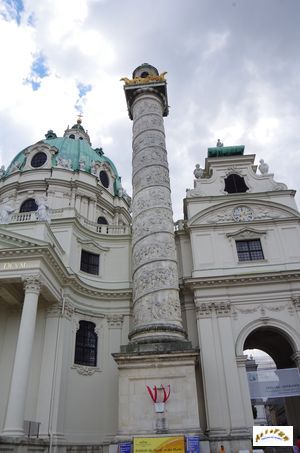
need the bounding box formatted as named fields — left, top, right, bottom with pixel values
left=31, top=152, right=47, bottom=168
left=74, top=321, right=98, bottom=367
left=236, top=239, right=264, bottom=261
left=80, top=250, right=99, bottom=275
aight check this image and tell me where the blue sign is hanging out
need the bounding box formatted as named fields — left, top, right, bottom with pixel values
left=186, top=436, right=200, bottom=453
left=119, top=442, right=132, bottom=453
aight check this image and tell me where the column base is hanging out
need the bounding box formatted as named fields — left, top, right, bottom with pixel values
left=1, top=428, right=25, bottom=437
left=120, top=340, right=192, bottom=354
left=128, top=324, right=188, bottom=344
left=113, top=348, right=201, bottom=436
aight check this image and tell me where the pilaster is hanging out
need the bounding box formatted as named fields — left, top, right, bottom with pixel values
left=36, top=299, right=74, bottom=439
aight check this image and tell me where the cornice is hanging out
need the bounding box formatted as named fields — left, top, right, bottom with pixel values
left=0, top=245, right=132, bottom=300
left=184, top=190, right=296, bottom=204
left=183, top=270, right=300, bottom=289
left=67, top=277, right=132, bottom=300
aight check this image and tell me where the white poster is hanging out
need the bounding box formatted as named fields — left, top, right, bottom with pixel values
left=247, top=367, right=300, bottom=399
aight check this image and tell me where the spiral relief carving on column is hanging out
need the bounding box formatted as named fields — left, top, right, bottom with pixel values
left=123, top=64, right=186, bottom=343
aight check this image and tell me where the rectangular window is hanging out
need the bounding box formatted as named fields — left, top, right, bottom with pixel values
left=236, top=239, right=264, bottom=262
left=80, top=250, right=99, bottom=275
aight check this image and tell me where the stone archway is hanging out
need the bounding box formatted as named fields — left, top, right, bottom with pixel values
left=241, top=324, right=300, bottom=434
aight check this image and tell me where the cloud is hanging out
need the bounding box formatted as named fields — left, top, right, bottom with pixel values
left=1, top=0, right=300, bottom=219
left=203, top=31, right=230, bottom=58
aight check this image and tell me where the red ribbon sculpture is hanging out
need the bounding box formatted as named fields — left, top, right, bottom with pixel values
left=146, top=384, right=170, bottom=403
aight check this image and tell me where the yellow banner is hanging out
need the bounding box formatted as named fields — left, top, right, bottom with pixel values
left=134, top=437, right=185, bottom=453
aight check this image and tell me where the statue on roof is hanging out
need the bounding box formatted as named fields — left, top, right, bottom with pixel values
left=193, top=164, right=204, bottom=179
left=0, top=165, right=5, bottom=178
left=36, top=197, right=50, bottom=222
left=217, top=139, right=224, bottom=147
left=258, top=159, right=269, bottom=175
left=56, top=157, right=72, bottom=169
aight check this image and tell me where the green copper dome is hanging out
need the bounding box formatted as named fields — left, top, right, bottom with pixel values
left=3, top=124, right=122, bottom=196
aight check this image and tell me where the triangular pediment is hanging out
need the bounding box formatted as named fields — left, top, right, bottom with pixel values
left=226, top=227, right=267, bottom=239
left=0, top=227, right=49, bottom=250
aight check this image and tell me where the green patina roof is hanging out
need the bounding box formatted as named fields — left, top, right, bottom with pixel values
left=208, top=145, right=245, bottom=157
left=3, top=136, right=122, bottom=196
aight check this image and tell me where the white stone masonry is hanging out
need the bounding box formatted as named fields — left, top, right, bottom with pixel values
left=128, top=88, right=185, bottom=343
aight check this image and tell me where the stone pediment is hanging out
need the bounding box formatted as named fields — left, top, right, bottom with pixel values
left=0, top=228, right=49, bottom=250
left=189, top=201, right=300, bottom=226
left=226, top=227, right=267, bottom=239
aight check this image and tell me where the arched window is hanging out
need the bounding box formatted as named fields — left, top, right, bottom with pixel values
left=69, top=134, right=75, bottom=139
left=20, top=198, right=38, bottom=213
left=97, top=216, right=108, bottom=225
left=224, top=174, right=249, bottom=193
left=74, top=321, right=98, bottom=367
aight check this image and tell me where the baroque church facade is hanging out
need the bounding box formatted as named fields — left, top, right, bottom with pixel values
left=0, top=64, right=300, bottom=452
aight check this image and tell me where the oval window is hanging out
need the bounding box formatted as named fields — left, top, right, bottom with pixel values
left=99, top=170, right=109, bottom=188
left=31, top=152, right=47, bottom=168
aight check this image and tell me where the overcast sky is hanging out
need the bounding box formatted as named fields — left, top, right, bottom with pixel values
left=0, top=0, right=300, bottom=219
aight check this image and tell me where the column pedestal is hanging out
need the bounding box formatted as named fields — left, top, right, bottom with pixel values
left=113, top=348, right=201, bottom=437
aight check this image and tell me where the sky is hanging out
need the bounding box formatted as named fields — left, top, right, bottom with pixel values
left=0, top=0, right=300, bottom=220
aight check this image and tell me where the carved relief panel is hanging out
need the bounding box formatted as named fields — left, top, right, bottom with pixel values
left=133, top=166, right=170, bottom=194
left=131, top=186, right=172, bottom=216
left=132, top=97, right=163, bottom=117
left=133, top=261, right=179, bottom=301
left=132, top=208, right=174, bottom=242
left=132, top=234, right=177, bottom=270
left=133, top=147, right=168, bottom=177
left=133, top=132, right=165, bottom=156
left=133, top=290, right=182, bottom=328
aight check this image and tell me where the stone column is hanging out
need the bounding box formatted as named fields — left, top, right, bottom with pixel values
left=124, top=63, right=186, bottom=344
left=2, top=274, right=41, bottom=436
